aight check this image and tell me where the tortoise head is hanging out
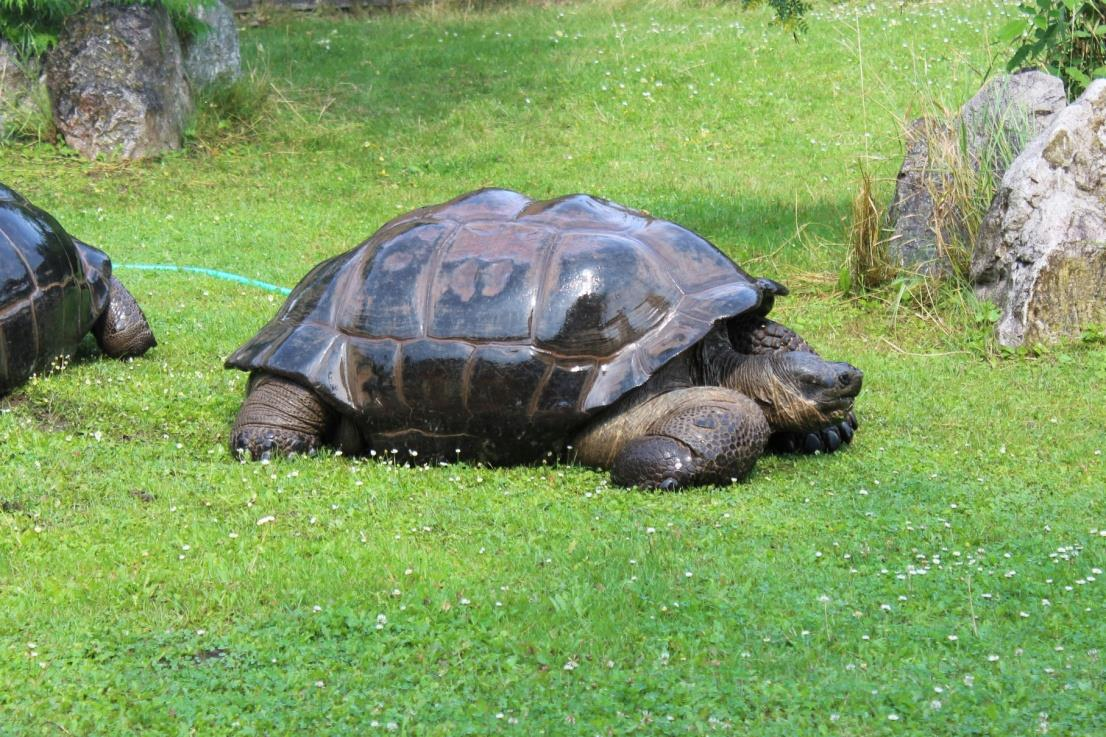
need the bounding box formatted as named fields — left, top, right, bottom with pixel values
left=727, top=351, right=863, bottom=433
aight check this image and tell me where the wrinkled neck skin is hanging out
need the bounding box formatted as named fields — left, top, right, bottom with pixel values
left=692, top=326, right=825, bottom=432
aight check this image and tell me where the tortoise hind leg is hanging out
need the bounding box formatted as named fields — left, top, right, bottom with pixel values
left=231, top=374, right=334, bottom=460
left=573, top=387, right=771, bottom=490
left=93, top=276, right=157, bottom=358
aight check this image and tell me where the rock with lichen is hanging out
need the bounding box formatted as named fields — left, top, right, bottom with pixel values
left=887, top=71, right=1067, bottom=274
left=182, top=0, right=242, bottom=88
left=971, top=80, right=1106, bottom=346
left=45, top=3, right=192, bottom=159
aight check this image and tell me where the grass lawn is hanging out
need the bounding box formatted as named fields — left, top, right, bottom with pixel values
left=2, top=0, right=1105, bottom=734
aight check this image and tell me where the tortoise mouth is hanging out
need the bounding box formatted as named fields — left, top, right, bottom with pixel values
left=822, top=397, right=856, bottom=418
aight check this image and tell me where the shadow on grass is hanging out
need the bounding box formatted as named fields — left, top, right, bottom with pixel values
left=254, top=9, right=575, bottom=130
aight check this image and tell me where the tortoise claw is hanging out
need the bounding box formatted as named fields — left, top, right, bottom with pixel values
left=770, top=411, right=859, bottom=456
left=838, top=420, right=854, bottom=443
left=803, top=432, right=823, bottom=453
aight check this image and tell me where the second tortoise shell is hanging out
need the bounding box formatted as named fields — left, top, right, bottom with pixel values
left=0, top=184, right=112, bottom=395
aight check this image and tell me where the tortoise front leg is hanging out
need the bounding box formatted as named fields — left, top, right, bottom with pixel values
left=574, top=387, right=771, bottom=490
left=231, top=373, right=334, bottom=460
left=93, top=276, right=157, bottom=358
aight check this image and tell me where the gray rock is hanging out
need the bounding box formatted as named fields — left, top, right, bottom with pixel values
left=971, top=80, right=1106, bottom=346
left=183, top=0, right=242, bottom=88
left=960, top=70, right=1068, bottom=177
left=885, top=117, right=960, bottom=275
left=887, top=71, right=1067, bottom=274
left=0, top=40, right=35, bottom=134
left=45, top=3, right=193, bottom=159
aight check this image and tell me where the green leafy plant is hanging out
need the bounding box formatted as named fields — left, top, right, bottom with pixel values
left=0, top=0, right=210, bottom=57
left=0, top=0, right=71, bottom=55
left=738, top=0, right=811, bottom=36
left=999, top=0, right=1106, bottom=96
left=0, top=71, right=55, bottom=142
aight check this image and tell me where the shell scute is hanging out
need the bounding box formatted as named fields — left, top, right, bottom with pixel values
left=399, top=338, right=474, bottom=424
left=341, top=221, right=454, bottom=340
left=534, top=232, right=676, bottom=358
left=520, top=193, right=647, bottom=232
left=424, top=188, right=532, bottom=224
left=0, top=227, right=34, bottom=304
left=467, top=345, right=546, bottom=423
left=344, top=336, right=406, bottom=418
left=428, top=222, right=551, bottom=341
left=638, top=219, right=754, bottom=291
left=0, top=302, right=36, bottom=384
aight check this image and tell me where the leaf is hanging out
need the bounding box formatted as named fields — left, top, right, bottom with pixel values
left=1009, top=44, right=1033, bottom=70
left=997, top=18, right=1031, bottom=42
left=1066, top=66, right=1091, bottom=85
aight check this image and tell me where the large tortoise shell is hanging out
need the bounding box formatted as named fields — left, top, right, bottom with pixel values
left=0, top=184, right=111, bottom=395
left=227, top=189, right=770, bottom=454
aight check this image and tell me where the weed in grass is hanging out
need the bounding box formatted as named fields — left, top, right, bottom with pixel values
left=845, top=165, right=894, bottom=291
left=188, top=59, right=275, bottom=151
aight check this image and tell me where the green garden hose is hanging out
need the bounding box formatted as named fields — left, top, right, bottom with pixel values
left=115, top=263, right=293, bottom=296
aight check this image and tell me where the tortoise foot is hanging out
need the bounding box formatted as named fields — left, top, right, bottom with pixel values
left=611, top=436, right=696, bottom=490
left=770, top=411, right=858, bottom=455
left=232, top=425, right=320, bottom=461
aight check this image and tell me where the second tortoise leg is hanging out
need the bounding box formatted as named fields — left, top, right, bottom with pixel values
left=572, top=387, right=771, bottom=490
left=93, top=276, right=157, bottom=358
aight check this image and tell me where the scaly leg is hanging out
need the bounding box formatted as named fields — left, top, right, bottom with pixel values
left=230, top=373, right=333, bottom=460
left=574, top=387, right=770, bottom=490
left=93, top=276, right=157, bottom=358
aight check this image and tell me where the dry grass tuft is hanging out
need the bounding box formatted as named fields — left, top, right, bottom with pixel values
left=846, top=166, right=894, bottom=290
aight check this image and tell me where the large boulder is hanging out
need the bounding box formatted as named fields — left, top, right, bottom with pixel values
left=971, top=80, right=1106, bottom=347
left=887, top=71, right=1067, bottom=274
left=45, top=3, right=193, bottom=160
left=182, top=0, right=242, bottom=88
left=959, top=70, right=1068, bottom=177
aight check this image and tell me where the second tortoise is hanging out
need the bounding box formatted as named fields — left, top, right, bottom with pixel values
left=226, top=188, right=862, bottom=488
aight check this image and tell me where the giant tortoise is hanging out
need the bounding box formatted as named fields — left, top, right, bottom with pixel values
left=0, top=183, right=156, bottom=395
left=226, top=188, right=862, bottom=489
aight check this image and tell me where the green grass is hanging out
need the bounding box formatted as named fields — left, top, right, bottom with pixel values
left=2, top=1, right=1105, bottom=734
